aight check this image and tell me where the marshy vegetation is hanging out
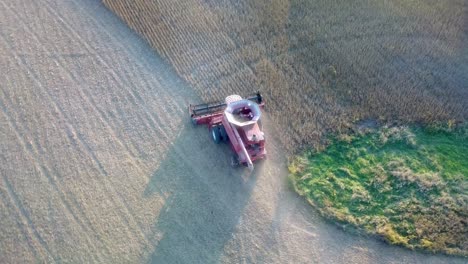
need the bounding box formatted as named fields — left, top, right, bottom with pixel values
left=289, top=125, right=468, bottom=256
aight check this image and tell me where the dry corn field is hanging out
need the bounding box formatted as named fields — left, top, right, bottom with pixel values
left=1, top=0, right=467, bottom=263
left=103, top=0, right=467, bottom=153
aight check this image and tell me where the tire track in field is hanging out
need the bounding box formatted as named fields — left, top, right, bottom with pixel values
left=14, top=0, right=148, bottom=172
left=70, top=0, right=191, bottom=114
left=0, top=98, right=57, bottom=262
left=16, top=44, right=157, bottom=255
left=41, top=0, right=183, bottom=139
left=41, top=0, right=199, bottom=167
left=0, top=87, right=108, bottom=262
left=38, top=0, right=179, bottom=166
left=0, top=177, right=56, bottom=263
left=0, top=179, right=45, bottom=262
left=2, top=0, right=160, bottom=248
left=19, top=0, right=153, bottom=162
left=0, top=36, right=145, bottom=264
left=0, top=34, right=152, bottom=255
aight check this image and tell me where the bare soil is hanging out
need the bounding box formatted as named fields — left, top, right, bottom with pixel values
left=0, top=0, right=466, bottom=263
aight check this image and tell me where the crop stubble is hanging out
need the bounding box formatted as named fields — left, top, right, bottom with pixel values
left=0, top=0, right=185, bottom=261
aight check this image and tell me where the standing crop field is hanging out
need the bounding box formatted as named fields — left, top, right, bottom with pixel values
left=103, top=0, right=467, bottom=153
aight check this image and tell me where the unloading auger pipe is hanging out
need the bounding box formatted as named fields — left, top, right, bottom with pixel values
left=230, top=122, right=254, bottom=170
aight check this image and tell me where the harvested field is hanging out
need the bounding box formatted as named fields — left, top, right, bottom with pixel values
left=0, top=0, right=466, bottom=263
left=103, top=0, right=468, bottom=153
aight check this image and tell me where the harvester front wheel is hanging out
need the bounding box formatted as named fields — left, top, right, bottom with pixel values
left=219, top=125, right=228, bottom=142
left=212, top=126, right=221, bottom=144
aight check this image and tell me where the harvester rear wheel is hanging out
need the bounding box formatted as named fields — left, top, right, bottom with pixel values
left=231, top=155, right=239, bottom=167
left=211, top=126, right=221, bottom=144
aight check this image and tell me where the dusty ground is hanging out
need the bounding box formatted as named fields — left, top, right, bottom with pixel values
left=0, top=0, right=466, bottom=263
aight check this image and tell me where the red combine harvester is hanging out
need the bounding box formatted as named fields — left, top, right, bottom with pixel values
left=189, top=92, right=266, bottom=170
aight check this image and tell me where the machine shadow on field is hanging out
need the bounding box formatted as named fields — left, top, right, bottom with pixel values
left=144, top=121, right=263, bottom=263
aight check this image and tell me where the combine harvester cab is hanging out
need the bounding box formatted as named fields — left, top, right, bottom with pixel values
left=189, top=92, right=266, bottom=170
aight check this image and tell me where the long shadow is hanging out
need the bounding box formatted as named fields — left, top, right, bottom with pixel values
left=144, top=121, right=263, bottom=263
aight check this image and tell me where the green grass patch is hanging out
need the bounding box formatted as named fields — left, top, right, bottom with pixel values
left=289, top=125, right=468, bottom=256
